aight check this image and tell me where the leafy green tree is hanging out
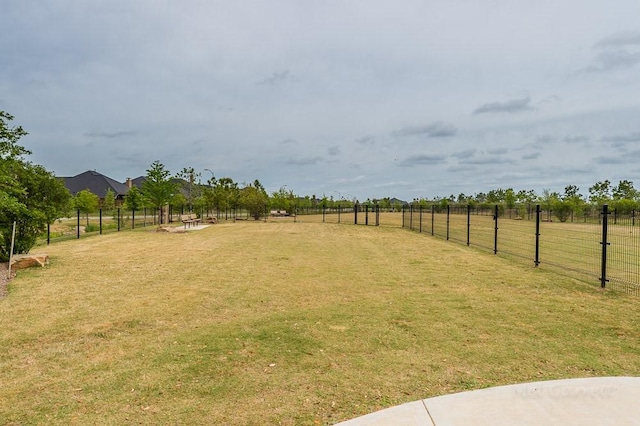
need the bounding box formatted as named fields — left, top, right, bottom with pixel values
left=504, top=188, right=516, bottom=217
left=552, top=197, right=572, bottom=222
left=102, top=188, right=116, bottom=213
left=515, top=189, right=536, bottom=218
left=270, top=186, right=295, bottom=213
left=240, top=179, right=269, bottom=220
left=123, top=186, right=144, bottom=212
left=74, top=190, right=99, bottom=227
left=611, top=180, right=638, bottom=213
left=123, top=186, right=144, bottom=227
left=562, top=185, right=585, bottom=220
left=175, top=167, right=201, bottom=212
left=378, top=197, right=391, bottom=210
left=0, top=111, right=71, bottom=260
left=487, top=188, right=505, bottom=204
left=588, top=180, right=611, bottom=206
left=204, top=177, right=239, bottom=217
left=612, top=180, right=637, bottom=200
left=141, top=161, right=177, bottom=224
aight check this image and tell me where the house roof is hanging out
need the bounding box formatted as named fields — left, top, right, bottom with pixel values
left=130, top=176, right=146, bottom=188
left=62, top=170, right=130, bottom=198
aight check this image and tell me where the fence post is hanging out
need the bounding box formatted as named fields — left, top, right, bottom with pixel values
left=493, top=204, right=499, bottom=254
left=365, top=204, right=369, bottom=225
left=337, top=205, right=341, bottom=224
left=375, top=203, right=380, bottom=226
left=47, top=223, right=50, bottom=245
left=600, top=204, right=610, bottom=288
left=322, top=205, right=326, bottom=223
left=77, top=209, right=81, bottom=239
left=132, top=209, right=135, bottom=229
left=419, top=205, right=422, bottom=233
left=354, top=203, right=358, bottom=224
left=446, top=205, right=450, bottom=240
left=466, top=204, right=471, bottom=246
left=117, top=207, right=121, bottom=231
left=402, top=206, right=405, bottom=228
left=409, top=205, right=413, bottom=230
left=431, top=205, right=435, bottom=236
left=99, top=208, right=103, bottom=234
left=535, top=204, right=541, bottom=266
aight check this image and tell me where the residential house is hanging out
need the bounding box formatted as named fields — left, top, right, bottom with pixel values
left=62, top=170, right=130, bottom=203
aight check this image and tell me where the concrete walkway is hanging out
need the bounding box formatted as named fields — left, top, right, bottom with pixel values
left=335, top=377, right=640, bottom=425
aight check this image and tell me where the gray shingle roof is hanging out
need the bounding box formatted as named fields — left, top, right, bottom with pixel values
left=62, top=170, right=130, bottom=198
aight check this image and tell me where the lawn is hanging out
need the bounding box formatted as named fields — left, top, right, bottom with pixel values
left=1, top=221, right=639, bottom=425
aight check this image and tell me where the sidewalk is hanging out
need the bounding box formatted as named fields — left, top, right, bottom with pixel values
left=335, top=377, right=640, bottom=425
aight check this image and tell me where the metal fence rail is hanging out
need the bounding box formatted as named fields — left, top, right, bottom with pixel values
left=36, top=202, right=640, bottom=296
left=403, top=204, right=640, bottom=296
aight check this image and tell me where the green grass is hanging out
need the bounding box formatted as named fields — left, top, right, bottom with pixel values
left=1, top=221, right=639, bottom=425
left=402, top=210, right=640, bottom=294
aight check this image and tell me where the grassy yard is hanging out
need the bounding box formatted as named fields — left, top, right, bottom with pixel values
left=1, top=221, right=639, bottom=425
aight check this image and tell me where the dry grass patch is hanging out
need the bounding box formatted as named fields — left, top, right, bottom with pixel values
left=1, top=222, right=639, bottom=425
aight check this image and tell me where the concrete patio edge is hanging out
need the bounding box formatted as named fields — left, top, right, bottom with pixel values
left=334, top=376, right=640, bottom=425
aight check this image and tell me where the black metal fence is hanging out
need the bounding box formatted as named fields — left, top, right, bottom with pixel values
left=402, top=204, right=640, bottom=296
left=39, top=202, right=640, bottom=296
left=293, top=203, right=386, bottom=226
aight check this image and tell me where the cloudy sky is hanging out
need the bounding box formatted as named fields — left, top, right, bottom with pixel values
left=2, top=1, right=640, bottom=201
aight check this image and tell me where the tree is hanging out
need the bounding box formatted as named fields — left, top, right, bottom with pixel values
left=123, top=186, right=144, bottom=227
left=123, top=186, right=144, bottom=212
left=504, top=188, right=516, bottom=217
left=588, top=180, right=611, bottom=206
left=141, top=161, right=177, bottom=224
left=612, top=180, right=637, bottom=200
left=102, top=188, right=116, bottom=213
left=204, top=177, right=239, bottom=218
left=74, top=190, right=99, bottom=227
left=611, top=180, right=638, bottom=213
left=240, top=179, right=269, bottom=220
left=0, top=111, right=72, bottom=261
left=562, top=185, right=585, bottom=221
left=175, top=167, right=201, bottom=212
left=270, top=186, right=295, bottom=213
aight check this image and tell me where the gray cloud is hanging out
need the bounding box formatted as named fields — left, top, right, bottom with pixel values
left=451, top=148, right=476, bottom=159
left=581, top=32, right=640, bottom=73
left=258, top=70, right=293, bottom=86
left=601, top=132, right=640, bottom=143
left=327, top=146, right=340, bottom=156
left=280, top=139, right=298, bottom=145
left=522, top=152, right=541, bottom=160
left=535, top=135, right=556, bottom=144
left=398, top=154, right=446, bottom=167
left=392, top=121, right=457, bottom=138
left=84, top=130, right=137, bottom=138
left=486, top=148, right=509, bottom=155
left=285, top=156, right=324, bottom=166
left=564, top=135, right=590, bottom=143
left=459, top=156, right=513, bottom=165
left=594, top=32, right=640, bottom=48
left=585, top=50, right=640, bottom=73
left=595, top=149, right=640, bottom=165
left=355, top=135, right=375, bottom=145
left=473, top=97, right=533, bottom=114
